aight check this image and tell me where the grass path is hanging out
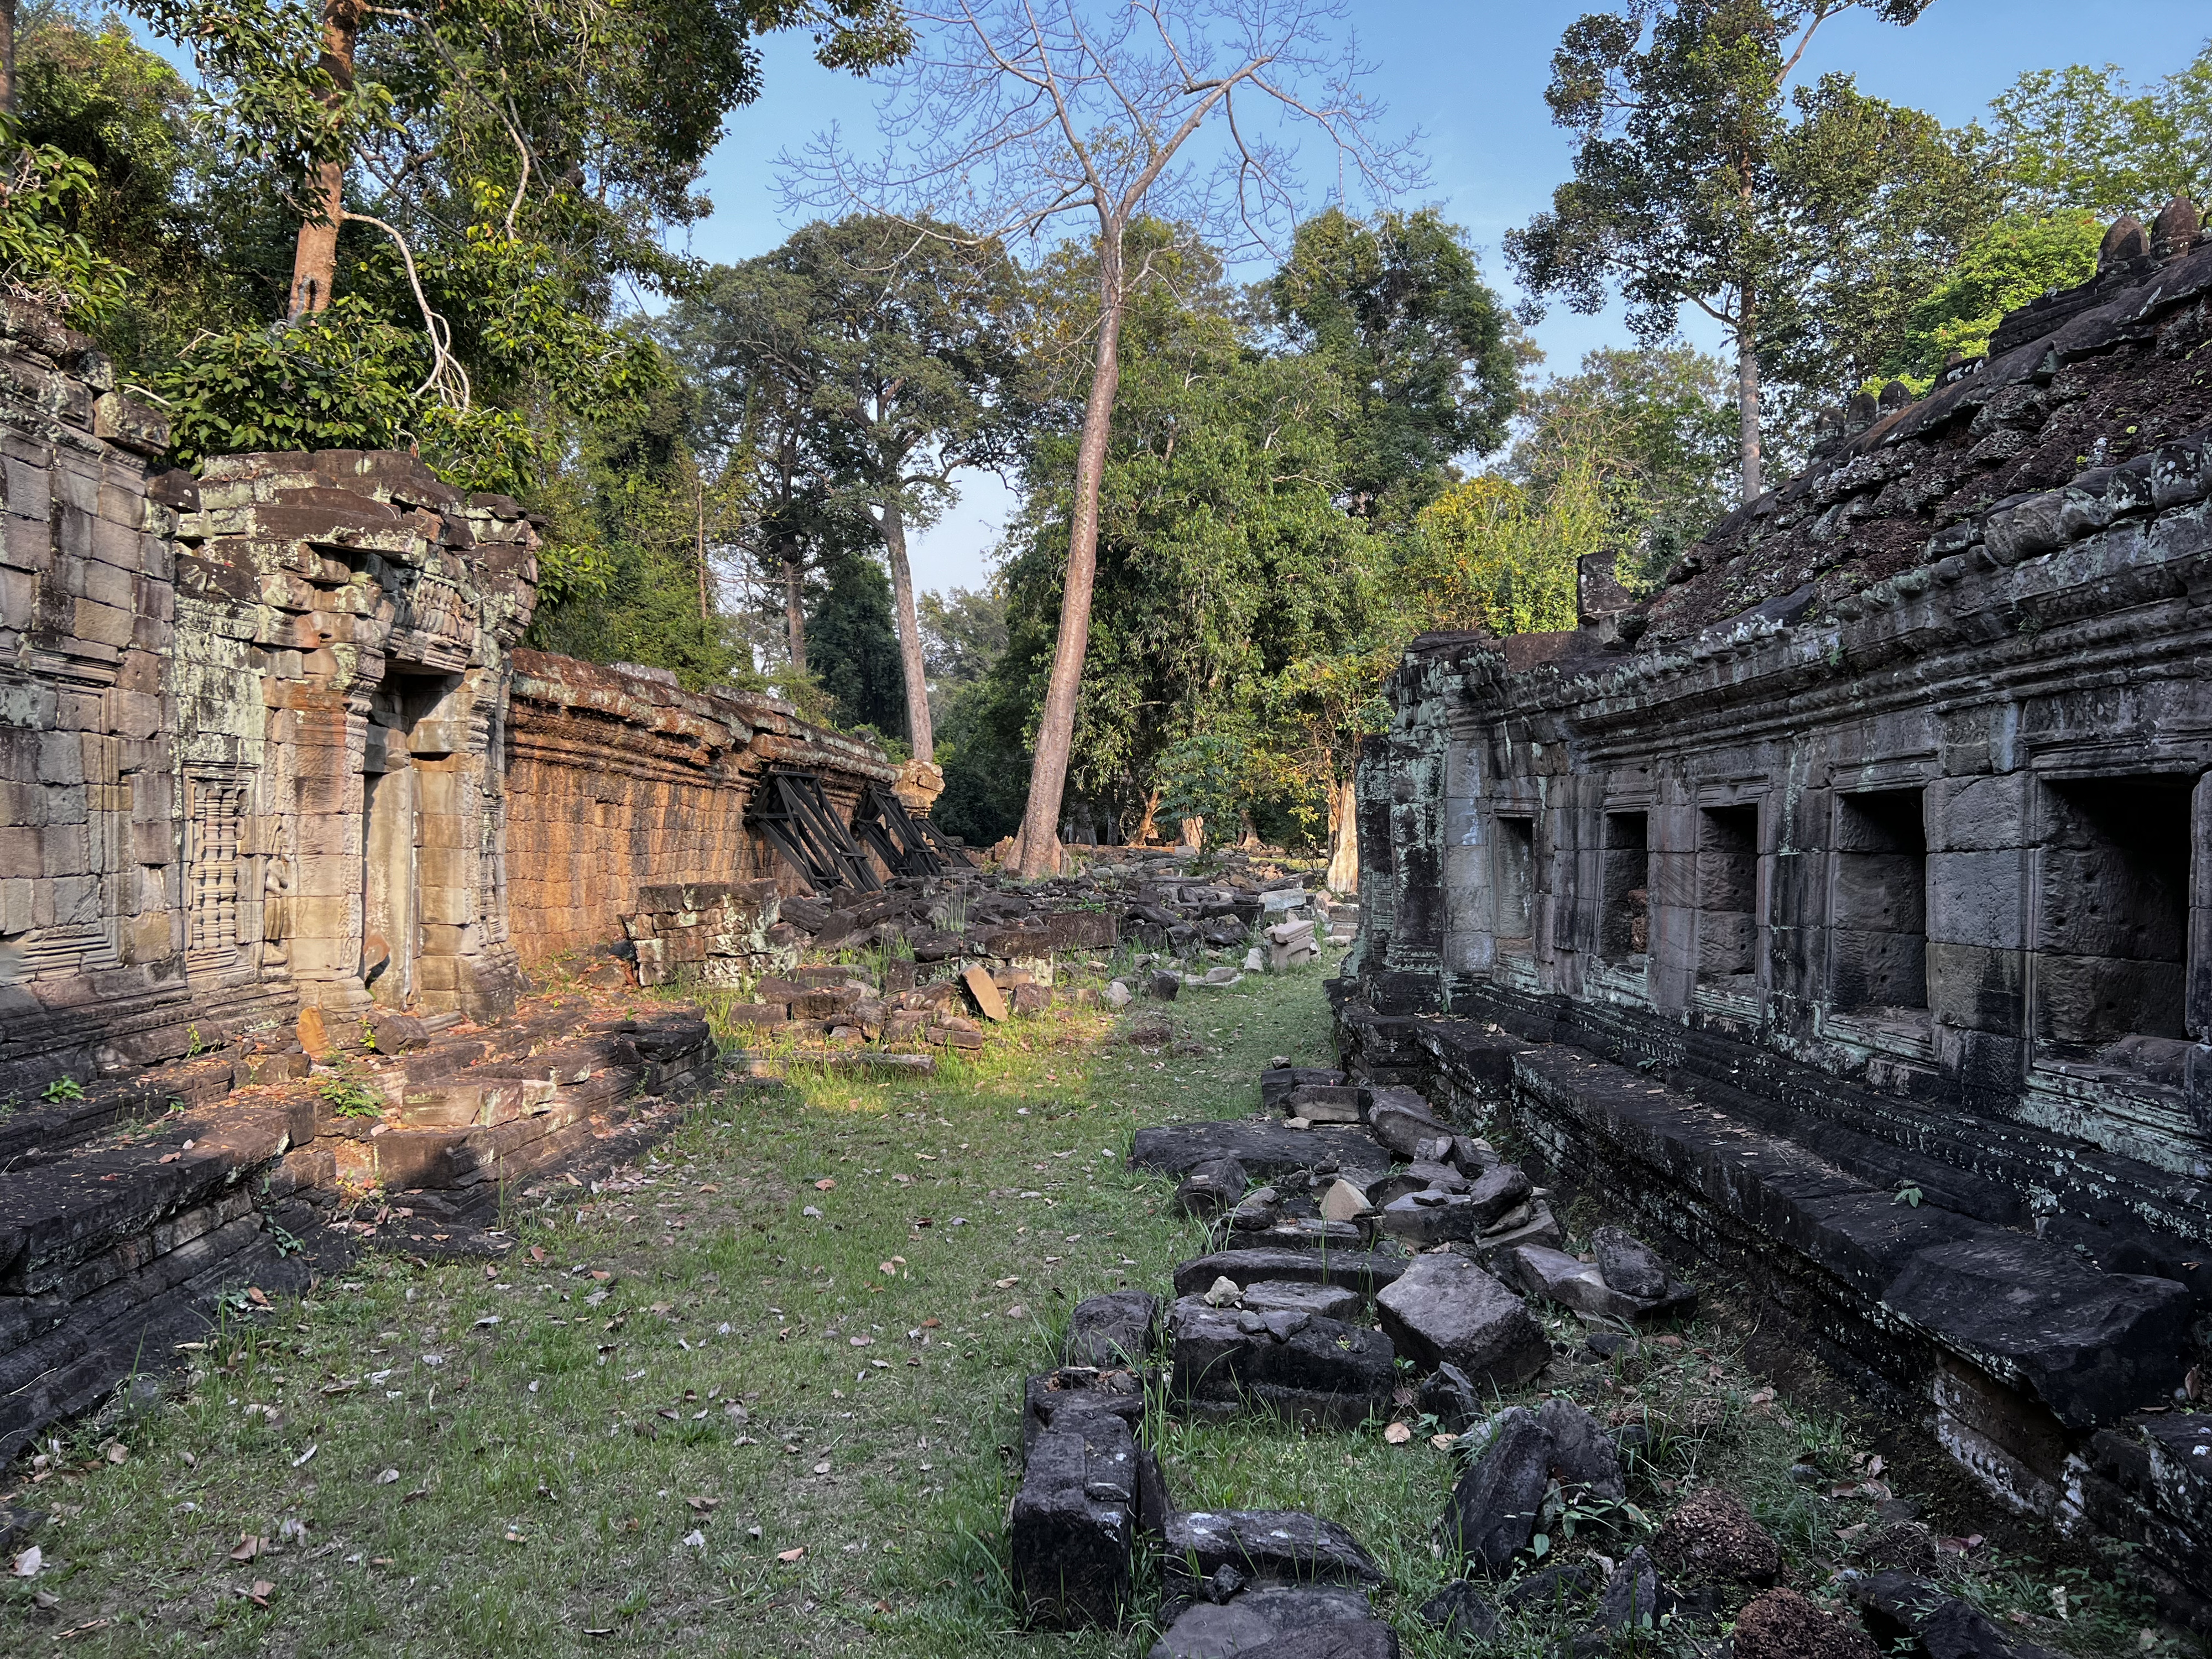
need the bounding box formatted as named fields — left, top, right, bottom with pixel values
left=0, top=959, right=2169, bottom=1657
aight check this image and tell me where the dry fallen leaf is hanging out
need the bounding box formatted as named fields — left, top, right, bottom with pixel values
left=229, top=1536, right=263, bottom=1563
left=1383, top=1422, right=1413, bottom=1445
left=247, top=1579, right=274, bottom=1606
left=106, top=1443, right=127, bottom=1465
left=12, top=1545, right=41, bottom=1577
left=375, top=1468, right=400, bottom=1485
left=813, top=1179, right=836, bottom=1192
left=993, top=1277, right=1020, bottom=1290
left=245, top=1288, right=269, bottom=1308
left=776, top=1547, right=805, bottom=1563
left=1431, top=1433, right=1458, bottom=1451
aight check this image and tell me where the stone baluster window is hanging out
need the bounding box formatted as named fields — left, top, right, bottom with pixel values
left=1601, top=811, right=1650, bottom=962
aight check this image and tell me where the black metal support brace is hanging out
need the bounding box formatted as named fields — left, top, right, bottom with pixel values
left=851, top=782, right=969, bottom=879
left=747, top=769, right=883, bottom=893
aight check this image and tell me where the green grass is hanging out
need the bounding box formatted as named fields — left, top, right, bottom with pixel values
left=0, top=957, right=2189, bottom=1657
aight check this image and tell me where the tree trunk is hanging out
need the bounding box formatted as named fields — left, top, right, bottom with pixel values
left=781, top=551, right=807, bottom=676
left=0, top=0, right=18, bottom=116
left=875, top=497, right=935, bottom=761
left=1735, top=302, right=1762, bottom=502
left=287, top=0, right=361, bottom=318
left=1178, top=816, right=1204, bottom=852
left=1011, top=256, right=1128, bottom=879
left=1324, top=774, right=1359, bottom=895
left=1133, top=787, right=1162, bottom=846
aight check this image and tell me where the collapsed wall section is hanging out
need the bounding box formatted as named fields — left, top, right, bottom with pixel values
left=502, top=651, right=902, bottom=964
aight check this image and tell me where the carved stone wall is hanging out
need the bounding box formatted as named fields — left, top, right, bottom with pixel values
left=1339, top=209, right=2212, bottom=1603
left=503, top=652, right=900, bottom=964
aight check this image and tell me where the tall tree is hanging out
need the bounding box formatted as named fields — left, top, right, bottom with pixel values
left=122, top=0, right=911, bottom=484
left=671, top=217, right=1025, bottom=763
left=1506, top=0, right=1939, bottom=501
left=1515, top=344, right=1739, bottom=587
left=1263, top=206, right=1521, bottom=518
left=787, top=0, right=1408, bottom=875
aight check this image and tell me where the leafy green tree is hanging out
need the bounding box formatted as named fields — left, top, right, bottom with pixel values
left=1506, top=1, right=1951, bottom=501
left=805, top=546, right=905, bottom=741
left=1881, top=210, right=2102, bottom=384
left=986, top=248, right=1370, bottom=842
left=669, top=217, right=1026, bottom=763
left=113, top=0, right=909, bottom=488
left=790, top=0, right=1409, bottom=875
left=1262, top=207, right=1520, bottom=518
left=1987, top=49, right=2212, bottom=217
left=1515, top=344, right=1739, bottom=587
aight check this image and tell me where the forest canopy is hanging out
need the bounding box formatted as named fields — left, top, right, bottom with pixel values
left=2, top=1, right=2201, bottom=861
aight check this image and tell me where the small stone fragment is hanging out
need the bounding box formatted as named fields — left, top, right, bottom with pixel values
left=1203, top=1276, right=1243, bottom=1308
left=1592, top=1225, right=1670, bottom=1300
left=1418, top=1579, right=1501, bottom=1641
left=1375, top=1253, right=1548, bottom=1388
left=1319, top=1178, right=1377, bottom=1222
left=1594, top=1545, right=1673, bottom=1632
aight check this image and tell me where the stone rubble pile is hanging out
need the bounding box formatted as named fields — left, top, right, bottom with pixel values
left=609, top=851, right=1342, bottom=1059
left=1005, top=1066, right=2089, bottom=1656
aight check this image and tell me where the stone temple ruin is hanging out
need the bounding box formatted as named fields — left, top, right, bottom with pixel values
left=1337, top=204, right=2212, bottom=1619
left=0, top=295, right=949, bottom=1456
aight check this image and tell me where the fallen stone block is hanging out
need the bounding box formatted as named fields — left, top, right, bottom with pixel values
left=1065, top=1290, right=1159, bottom=1370
left=1260, top=1067, right=1345, bottom=1112
left=1593, top=1545, right=1674, bottom=1633
left=1420, top=1361, right=1485, bottom=1434
left=1284, top=1084, right=1363, bottom=1124
left=1132, top=1118, right=1391, bottom=1180
left=1220, top=1218, right=1366, bottom=1253
left=1375, top=1253, right=1548, bottom=1388
left=1021, top=1365, right=1145, bottom=1453
left=1500, top=1242, right=1695, bottom=1322
left=1417, top=1579, right=1501, bottom=1642
left=1443, top=1406, right=1552, bottom=1573
left=1172, top=1157, right=1248, bottom=1218
left=1148, top=1585, right=1374, bottom=1659
left=1537, top=1396, right=1626, bottom=1501
left=1011, top=1412, right=1138, bottom=1625
left=1239, top=1280, right=1363, bottom=1321
left=1850, top=1569, right=2071, bottom=1659
left=1167, top=1297, right=1394, bottom=1428
left=1172, top=1247, right=1407, bottom=1299
left=1460, top=1199, right=1565, bottom=1268
left=1163, top=1510, right=1384, bottom=1592
left=1592, top=1224, right=1670, bottom=1299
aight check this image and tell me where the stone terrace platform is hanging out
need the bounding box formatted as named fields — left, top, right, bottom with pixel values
left=1335, top=992, right=2212, bottom=1624
left=0, top=989, right=714, bottom=1460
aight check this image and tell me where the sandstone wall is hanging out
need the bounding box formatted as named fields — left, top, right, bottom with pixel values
left=503, top=652, right=900, bottom=964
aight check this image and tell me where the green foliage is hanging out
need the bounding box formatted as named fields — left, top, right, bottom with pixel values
left=805, top=548, right=905, bottom=737
left=1507, top=3, right=1969, bottom=487
left=1987, top=49, right=2212, bottom=217
left=1882, top=210, right=2103, bottom=385
left=1516, top=345, right=1739, bottom=589
left=0, top=106, right=131, bottom=323
left=1263, top=206, right=1520, bottom=517
left=40, top=1074, right=87, bottom=1103
left=1407, top=463, right=1601, bottom=638
left=1152, top=733, right=1254, bottom=847
left=317, top=1071, right=384, bottom=1118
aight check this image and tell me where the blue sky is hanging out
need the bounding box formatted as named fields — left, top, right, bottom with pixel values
left=685, top=1, right=2205, bottom=596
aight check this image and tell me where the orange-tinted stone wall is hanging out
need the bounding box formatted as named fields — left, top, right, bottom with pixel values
left=503, top=653, right=896, bottom=964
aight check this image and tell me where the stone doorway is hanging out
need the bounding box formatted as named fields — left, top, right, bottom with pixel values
left=363, top=669, right=464, bottom=1009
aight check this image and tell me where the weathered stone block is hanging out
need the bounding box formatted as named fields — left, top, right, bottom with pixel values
left=1374, top=1253, right=1547, bottom=1386
left=1010, top=1415, right=1136, bottom=1626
